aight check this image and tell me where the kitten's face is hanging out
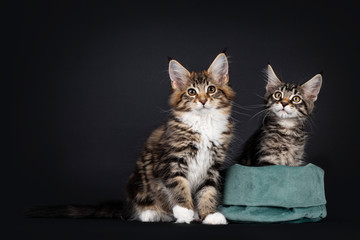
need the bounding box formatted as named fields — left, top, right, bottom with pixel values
left=267, top=83, right=309, bottom=119
left=168, top=53, right=235, bottom=113
left=265, top=65, right=322, bottom=120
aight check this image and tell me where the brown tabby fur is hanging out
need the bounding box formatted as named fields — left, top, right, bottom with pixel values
left=126, top=53, right=235, bottom=222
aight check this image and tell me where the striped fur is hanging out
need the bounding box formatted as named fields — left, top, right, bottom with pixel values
left=238, top=64, right=322, bottom=167
left=126, top=53, right=235, bottom=224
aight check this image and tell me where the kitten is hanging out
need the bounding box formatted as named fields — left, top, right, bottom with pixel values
left=238, top=64, right=322, bottom=166
left=126, top=53, right=235, bottom=224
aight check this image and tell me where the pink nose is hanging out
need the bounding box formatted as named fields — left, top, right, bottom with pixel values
left=200, top=99, right=207, bottom=105
left=281, top=101, right=289, bottom=107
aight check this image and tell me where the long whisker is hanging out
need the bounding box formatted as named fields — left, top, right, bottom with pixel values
left=229, top=116, right=242, bottom=126
left=262, top=111, right=271, bottom=126
left=241, top=104, right=267, bottom=109
left=157, top=107, right=172, bottom=113
left=253, top=92, right=265, bottom=100
left=232, top=102, right=253, bottom=110
left=250, top=108, right=268, bottom=121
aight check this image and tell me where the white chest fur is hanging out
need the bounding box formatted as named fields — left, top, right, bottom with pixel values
left=180, top=109, right=229, bottom=191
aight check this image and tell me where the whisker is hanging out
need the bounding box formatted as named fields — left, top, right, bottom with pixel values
left=231, top=102, right=252, bottom=110
left=262, top=111, right=271, bottom=126
left=253, top=92, right=265, bottom=100
left=157, top=107, right=172, bottom=113
left=241, top=104, right=267, bottom=109
left=229, top=116, right=241, bottom=124
left=250, top=108, right=269, bottom=121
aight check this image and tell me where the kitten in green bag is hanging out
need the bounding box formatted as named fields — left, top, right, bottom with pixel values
left=26, top=53, right=235, bottom=225
left=238, top=64, right=322, bottom=166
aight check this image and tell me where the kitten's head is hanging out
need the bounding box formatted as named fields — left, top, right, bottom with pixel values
left=168, top=53, right=235, bottom=113
left=264, top=64, right=322, bottom=119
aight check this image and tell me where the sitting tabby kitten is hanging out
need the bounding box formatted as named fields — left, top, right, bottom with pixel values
left=126, top=53, right=235, bottom=224
left=238, top=64, right=322, bottom=166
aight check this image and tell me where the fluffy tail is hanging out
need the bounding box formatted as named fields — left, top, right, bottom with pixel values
left=24, top=200, right=128, bottom=219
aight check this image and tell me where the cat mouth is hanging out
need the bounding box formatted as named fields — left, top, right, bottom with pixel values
left=276, top=108, right=297, bottom=119
left=198, top=105, right=210, bottom=111
left=276, top=109, right=290, bottom=117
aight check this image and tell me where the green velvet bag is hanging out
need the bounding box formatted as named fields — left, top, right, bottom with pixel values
left=218, top=163, right=327, bottom=223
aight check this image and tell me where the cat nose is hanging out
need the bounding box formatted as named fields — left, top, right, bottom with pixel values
left=281, top=100, right=289, bottom=107
left=200, top=99, right=207, bottom=105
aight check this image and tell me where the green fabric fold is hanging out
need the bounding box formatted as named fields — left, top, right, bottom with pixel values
left=219, top=163, right=327, bottom=223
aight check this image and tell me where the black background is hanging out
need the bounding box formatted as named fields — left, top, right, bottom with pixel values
left=7, top=0, right=360, bottom=239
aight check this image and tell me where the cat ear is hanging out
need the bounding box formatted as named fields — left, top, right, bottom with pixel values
left=169, top=59, right=190, bottom=90
left=266, top=64, right=282, bottom=92
left=301, top=74, right=322, bottom=101
left=208, top=53, right=229, bottom=85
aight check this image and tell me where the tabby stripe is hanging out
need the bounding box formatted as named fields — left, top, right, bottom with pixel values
left=172, top=125, right=196, bottom=134
left=170, top=116, right=182, bottom=124
left=165, top=171, right=186, bottom=179
left=303, top=101, right=310, bottom=114
left=217, top=89, right=227, bottom=99
left=176, top=93, right=185, bottom=106
left=212, top=161, right=222, bottom=170
left=171, top=144, right=198, bottom=153
left=216, top=101, right=231, bottom=109
left=196, top=179, right=218, bottom=193
left=164, top=157, right=186, bottom=165
left=177, top=197, right=187, bottom=204
left=135, top=196, right=154, bottom=206
left=297, top=108, right=308, bottom=116
left=221, top=130, right=231, bottom=135
left=165, top=181, right=179, bottom=188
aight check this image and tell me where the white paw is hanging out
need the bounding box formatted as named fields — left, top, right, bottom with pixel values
left=139, top=210, right=160, bottom=222
left=172, top=205, right=194, bottom=224
left=202, top=212, right=228, bottom=225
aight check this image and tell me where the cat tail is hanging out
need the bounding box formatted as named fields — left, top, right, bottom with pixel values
left=24, top=200, right=130, bottom=219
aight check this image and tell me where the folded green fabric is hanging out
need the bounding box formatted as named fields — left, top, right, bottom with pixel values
left=219, top=163, right=327, bottom=223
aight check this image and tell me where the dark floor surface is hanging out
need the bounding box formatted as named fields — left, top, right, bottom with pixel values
left=9, top=213, right=360, bottom=240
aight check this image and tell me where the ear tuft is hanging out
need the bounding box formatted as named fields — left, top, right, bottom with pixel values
left=208, top=53, right=229, bottom=85
left=301, top=74, right=322, bottom=101
left=168, top=60, right=190, bottom=90
left=221, top=47, right=228, bottom=54
left=265, top=64, right=282, bottom=92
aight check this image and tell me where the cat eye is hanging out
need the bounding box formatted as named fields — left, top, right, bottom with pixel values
left=187, top=88, right=197, bottom=96
left=207, top=86, right=216, bottom=94
left=273, top=91, right=282, bottom=100
left=292, top=96, right=302, bottom=103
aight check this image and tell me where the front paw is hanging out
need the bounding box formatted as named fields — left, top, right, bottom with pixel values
left=138, top=210, right=160, bottom=222
left=202, top=212, right=227, bottom=225
left=172, top=205, right=194, bottom=224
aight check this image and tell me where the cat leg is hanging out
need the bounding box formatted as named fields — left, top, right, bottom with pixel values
left=134, top=201, right=175, bottom=222
left=132, top=200, right=162, bottom=222
left=127, top=170, right=161, bottom=222
left=138, top=208, right=161, bottom=222
left=165, top=176, right=194, bottom=224
left=195, top=180, right=227, bottom=225
left=131, top=189, right=162, bottom=222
